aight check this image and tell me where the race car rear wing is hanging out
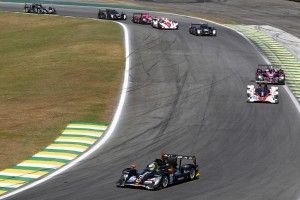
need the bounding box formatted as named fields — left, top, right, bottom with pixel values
left=133, top=13, right=149, bottom=15
left=255, top=80, right=273, bottom=84
left=191, top=23, right=207, bottom=25
left=258, top=64, right=282, bottom=69
left=190, top=23, right=207, bottom=27
left=161, top=153, right=197, bottom=165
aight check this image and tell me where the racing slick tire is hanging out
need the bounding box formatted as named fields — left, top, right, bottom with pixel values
left=189, top=168, right=196, bottom=180
left=160, top=176, right=169, bottom=189
left=116, top=177, right=126, bottom=187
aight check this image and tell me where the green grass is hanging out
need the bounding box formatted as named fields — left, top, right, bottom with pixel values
left=0, top=12, right=124, bottom=170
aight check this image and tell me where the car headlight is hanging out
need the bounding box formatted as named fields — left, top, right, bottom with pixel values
left=258, top=75, right=263, bottom=80
left=213, top=30, right=216, bottom=34
left=279, top=76, right=284, bottom=80
left=197, top=30, right=201, bottom=34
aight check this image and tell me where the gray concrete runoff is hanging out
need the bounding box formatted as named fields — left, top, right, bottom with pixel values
left=257, top=25, right=300, bottom=61
left=135, top=0, right=300, bottom=38
left=1, top=3, right=300, bottom=200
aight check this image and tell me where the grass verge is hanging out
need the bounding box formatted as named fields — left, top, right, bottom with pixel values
left=0, top=12, right=124, bottom=170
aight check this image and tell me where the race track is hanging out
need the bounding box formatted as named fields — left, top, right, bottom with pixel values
left=1, top=4, right=300, bottom=200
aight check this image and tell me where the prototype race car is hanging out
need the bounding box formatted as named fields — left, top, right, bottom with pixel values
left=98, top=9, right=127, bottom=20
left=116, top=153, right=200, bottom=190
left=247, top=83, right=279, bottom=104
left=189, top=23, right=217, bottom=36
left=24, top=3, right=56, bottom=14
left=151, top=17, right=179, bottom=30
left=256, top=65, right=285, bottom=84
left=132, top=13, right=153, bottom=24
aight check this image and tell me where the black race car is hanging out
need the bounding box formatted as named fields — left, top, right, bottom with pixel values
left=24, top=3, right=56, bottom=14
left=116, top=153, right=200, bottom=190
left=189, top=23, right=217, bottom=36
left=98, top=9, right=127, bottom=20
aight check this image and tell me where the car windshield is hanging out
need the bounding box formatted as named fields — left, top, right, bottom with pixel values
left=201, top=24, right=209, bottom=28
left=110, top=10, right=118, bottom=14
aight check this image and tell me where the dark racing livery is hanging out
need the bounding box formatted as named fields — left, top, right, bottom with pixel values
left=132, top=13, right=153, bottom=24
left=98, top=9, right=127, bottom=20
left=256, top=65, right=285, bottom=85
left=24, top=3, right=56, bottom=14
left=116, top=153, right=200, bottom=190
left=189, top=23, right=217, bottom=36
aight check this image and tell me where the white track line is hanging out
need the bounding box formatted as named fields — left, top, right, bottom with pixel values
left=1, top=3, right=299, bottom=199
left=165, top=13, right=300, bottom=114
left=0, top=19, right=130, bottom=200
left=229, top=27, right=300, bottom=113
left=3, top=2, right=298, bottom=112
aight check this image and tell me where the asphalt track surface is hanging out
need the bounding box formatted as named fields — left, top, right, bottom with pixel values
left=135, top=0, right=300, bottom=37
left=1, top=4, right=300, bottom=200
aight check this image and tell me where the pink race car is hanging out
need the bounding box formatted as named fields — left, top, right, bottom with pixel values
left=256, top=65, right=285, bottom=85
left=132, top=13, right=153, bottom=24
left=151, top=17, right=179, bottom=30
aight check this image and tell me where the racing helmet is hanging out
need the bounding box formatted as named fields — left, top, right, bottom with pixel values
left=147, top=162, right=157, bottom=171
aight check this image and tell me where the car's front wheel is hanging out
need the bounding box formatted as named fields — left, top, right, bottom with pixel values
left=160, top=176, right=169, bottom=189
left=116, top=176, right=126, bottom=187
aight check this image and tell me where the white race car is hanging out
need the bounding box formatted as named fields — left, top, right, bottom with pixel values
left=151, top=17, right=179, bottom=30
left=247, top=84, right=279, bottom=104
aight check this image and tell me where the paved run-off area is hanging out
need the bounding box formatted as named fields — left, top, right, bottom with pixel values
left=1, top=4, right=300, bottom=200
left=230, top=25, right=300, bottom=101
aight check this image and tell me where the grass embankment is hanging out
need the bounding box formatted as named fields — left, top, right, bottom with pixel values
left=0, top=13, right=124, bottom=170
